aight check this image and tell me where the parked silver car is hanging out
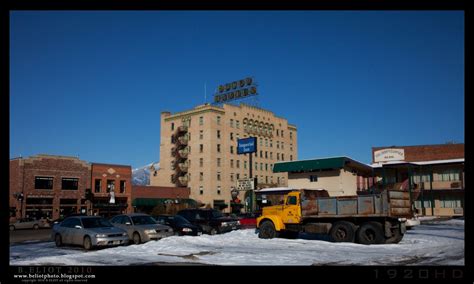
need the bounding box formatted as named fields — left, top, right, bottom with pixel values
left=110, top=213, right=174, bottom=244
left=52, top=216, right=129, bottom=250
left=10, top=218, right=50, bottom=231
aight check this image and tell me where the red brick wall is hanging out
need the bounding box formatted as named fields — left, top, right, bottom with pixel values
left=132, top=185, right=190, bottom=199
left=91, top=163, right=132, bottom=213
left=9, top=155, right=91, bottom=220
left=372, top=144, right=464, bottom=163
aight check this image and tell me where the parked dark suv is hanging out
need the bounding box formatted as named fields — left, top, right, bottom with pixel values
left=176, top=209, right=241, bottom=235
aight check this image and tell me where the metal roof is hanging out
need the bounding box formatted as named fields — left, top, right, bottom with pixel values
left=273, top=156, right=372, bottom=173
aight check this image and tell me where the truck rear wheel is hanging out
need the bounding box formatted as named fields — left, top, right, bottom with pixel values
left=356, top=221, right=385, bottom=245
left=329, top=221, right=355, bottom=242
left=385, top=224, right=404, bottom=244
left=258, top=221, right=279, bottom=239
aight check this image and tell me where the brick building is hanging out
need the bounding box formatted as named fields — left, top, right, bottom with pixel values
left=90, top=163, right=133, bottom=217
left=9, top=155, right=90, bottom=221
left=131, top=185, right=193, bottom=214
left=370, top=143, right=464, bottom=217
left=9, top=155, right=134, bottom=221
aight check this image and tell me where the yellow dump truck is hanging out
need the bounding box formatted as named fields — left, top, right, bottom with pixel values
left=256, top=188, right=413, bottom=244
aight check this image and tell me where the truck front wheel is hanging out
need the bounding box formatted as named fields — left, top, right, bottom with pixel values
left=258, top=221, right=279, bottom=239
left=329, top=221, right=355, bottom=242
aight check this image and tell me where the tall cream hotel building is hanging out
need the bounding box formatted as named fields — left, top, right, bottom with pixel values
left=150, top=102, right=297, bottom=211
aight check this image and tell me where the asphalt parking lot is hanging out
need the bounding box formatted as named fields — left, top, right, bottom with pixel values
left=10, top=228, right=52, bottom=244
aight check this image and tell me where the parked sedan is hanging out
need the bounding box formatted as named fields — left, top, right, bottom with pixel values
left=52, top=216, right=129, bottom=250
left=110, top=213, right=174, bottom=244
left=10, top=218, right=50, bottom=231
left=154, top=214, right=203, bottom=236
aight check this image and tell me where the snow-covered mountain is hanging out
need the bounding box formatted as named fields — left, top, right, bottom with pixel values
left=132, top=162, right=159, bottom=185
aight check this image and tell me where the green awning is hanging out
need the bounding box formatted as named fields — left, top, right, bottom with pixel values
left=273, top=157, right=372, bottom=173
left=132, top=198, right=197, bottom=207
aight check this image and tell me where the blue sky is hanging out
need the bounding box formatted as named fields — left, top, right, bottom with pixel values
left=10, top=11, right=464, bottom=169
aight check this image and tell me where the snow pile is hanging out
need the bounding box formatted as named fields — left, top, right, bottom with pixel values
left=10, top=220, right=464, bottom=266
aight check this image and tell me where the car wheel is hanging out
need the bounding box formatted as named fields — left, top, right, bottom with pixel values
left=132, top=232, right=141, bottom=244
left=55, top=234, right=63, bottom=247
left=9, top=225, right=15, bottom=231
left=33, top=224, right=39, bottom=230
left=83, top=236, right=92, bottom=250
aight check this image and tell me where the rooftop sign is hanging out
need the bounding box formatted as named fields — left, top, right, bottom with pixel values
left=374, top=149, right=405, bottom=162
left=213, top=77, right=257, bottom=104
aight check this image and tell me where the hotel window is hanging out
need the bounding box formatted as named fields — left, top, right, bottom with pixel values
left=217, top=116, right=221, bottom=125
left=170, top=175, right=174, bottom=183
left=260, top=150, right=263, bottom=158
left=270, top=140, right=273, bottom=147
left=94, top=179, right=101, bottom=193
left=260, top=138, right=263, bottom=146
left=171, top=123, right=174, bottom=131
left=276, top=141, right=280, bottom=149
left=282, top=154, right=285, bottom=161
left=265, top=151, right=268, bottom=159
left=440, top=196, right=462, bottom=208
left=244, top=161, right=247, bottom=169
left=236, top=133, right=240, bottom=140
left=230, top=132, right=234, bottom=140
left=281, top=130, right=284, bottom=138
left=200, top=158, right=203, bottom=167
left=200, top=144, right=203, bottom=153
left=231, top=159, right=234, bottom=168
left=217, top=130, right=221, bottom=139
left=217, top=158, right=221, bottom=167
left=200, top=172, right=203, bottom=181
left=236, top=160, right=240, bottom=168
left=281, top=142, right=284, bottom=149
left=270, top=152, right=273, bottom=159
left=106, top=180, right=115, bottom=192
left=290, top=131, right=293, bottom=140
left=290, top=155, right=293, bottom=161
left=217, top=144, right=221, bottom=153
left=266, top=176, right=268, bottom=184
left=277, top=129, right=279, bottom=136
left=277, top=153, right=280, bottom=160
left=199, top=186, right=203, bottom=195
left=236, top=173, right=240, bottom=179
left=200, top=130, right=203, bottom=139
left=217, top=172, right=221, bottom=181
left=230, top=174, right=234, bottom=182
left=265, top=164, right=268, bottom=171
left=217, top=186, right=221, bottom=195
left=260, top=163, right=263, bottom=171
left=265, top=139, right=268, bottom=147
left=230, top=146, right=234, bottom=154
left=61, top=178, right=78, bottom=190
left=35, top=176, right=54, bottom=190
left=120, top=180, right=126, bottom=193
left=199, top=116, right=203, bottom=125
left=255, top=162, right=258, bottom=171
left=236, top=120, right=240, bottom=129
left=290, top=144, right=293, bottom=151
left=230, top=119, right=234, bottom=128
left=437, top=169, right=460, bottom=181
left=309, top=175, right=318, bottom=182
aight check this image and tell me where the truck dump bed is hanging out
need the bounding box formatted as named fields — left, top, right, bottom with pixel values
left=301, top=189, right=412, bottom=218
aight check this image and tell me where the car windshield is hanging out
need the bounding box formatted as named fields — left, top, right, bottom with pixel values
left=211, top=210, right=224, bottom=218
left=173, top=215, right=191, bottom=224
left=131, top=215, right=157, bottom=225
left=81, top=218, right=113, bottom=228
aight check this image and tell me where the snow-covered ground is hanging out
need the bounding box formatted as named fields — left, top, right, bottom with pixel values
left=10, top=219, right=464, bottom=266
